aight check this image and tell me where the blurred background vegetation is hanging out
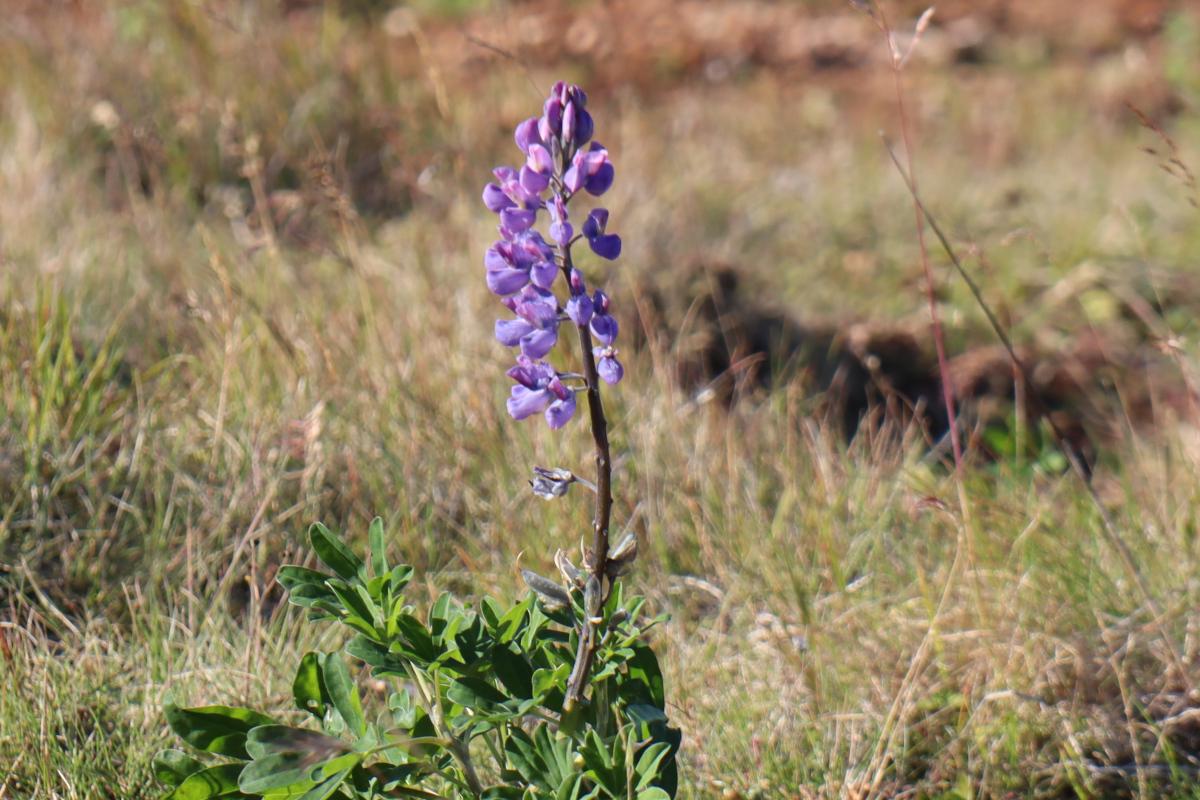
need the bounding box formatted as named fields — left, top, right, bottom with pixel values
left=4, top=0, right=1200, bottom=797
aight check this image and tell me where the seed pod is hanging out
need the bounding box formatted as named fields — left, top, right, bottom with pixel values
left=530, top=466, right=575, bottom=499
left=521, top=569, right=570, bottom=608
left=605, top=531, right=638, bottom=578
left=554, top=548, right=583, bottom=588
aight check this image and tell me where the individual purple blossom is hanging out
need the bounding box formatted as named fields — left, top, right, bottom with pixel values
left=507, top=356, right=577, bottom=429
left=565, top=268, right=593, bottom=327
left=589, top=290, right=618, bottom=345
left=495, top=286, right=561, bottom=359
left=549, top=196, right=573, bottom=247
left=485, top=231, right=556, bottom=295
left=564, top=143, right=614, bottom=197
left=582, top=209, right=621, bottom=260
left=593, top=345, right=624, bottom=385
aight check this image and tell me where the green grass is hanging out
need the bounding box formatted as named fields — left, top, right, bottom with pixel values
left=3, top=1, right=1200, bottom=797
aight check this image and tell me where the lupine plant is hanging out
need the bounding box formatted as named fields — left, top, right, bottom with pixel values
left=156, top=82, right=679, bottom=800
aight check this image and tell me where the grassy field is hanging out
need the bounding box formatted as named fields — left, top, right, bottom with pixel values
left=3, top=1, right=1200, bottom=797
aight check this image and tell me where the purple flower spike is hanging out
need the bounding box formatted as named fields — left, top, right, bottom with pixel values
left=589, top=290, right=618, bottom=345
left=487, top=81, right=625, bottom=427
left=594, top=346, right=624, bottom=385
left=583, top=209, right=621, bottom=260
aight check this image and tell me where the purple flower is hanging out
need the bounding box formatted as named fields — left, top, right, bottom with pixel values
left=594, top=345, right=624, bottom=385
left=549, top=196, right=573, bottom=247
left=507, top=356, right=577, bottom=429
left=566, top=268, right=593, bottom=326
left=589, top=290, right=618, bottom=345
left=483, top=166, right=545, bottom=234
left=582, top=209, right=621, bottom=260
left=485, top=231, right=557, bottom=295
left=495, top=286, right=561, bottom=359
left=515, top=117, right=542, bottom=154
left=564, top=143, right=613, bottom=196
left=486, top=81, right=627, bottom=427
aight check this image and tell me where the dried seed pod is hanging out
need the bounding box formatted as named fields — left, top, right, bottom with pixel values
left=521, top=569, right=571, bottom=608
left=605, top=531, right=638, bottom=578
left=554, top=548, right=584, bottom=587
left=530, top=466, right=575, bottom=499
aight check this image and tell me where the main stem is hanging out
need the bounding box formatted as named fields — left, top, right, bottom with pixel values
left=557, top=241, right=614, bottom=711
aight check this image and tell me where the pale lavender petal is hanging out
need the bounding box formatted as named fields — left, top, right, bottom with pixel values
left=530, top=260, right=558, bottom=291
left=508, top=386, right=551, bottom=420
left=596, top=352, right=624, bottom=385
left=500, top=207, right=536, bottom=233
left=486, top=268, right=529, bottom=296
left=566, top=294, right=593, bottom=326
left=545, top=393, right=576, bottom=429
left=514, top=117, right=541, bottom=154
left=495, top=319, right=534, bottom=347
left=563, top=164, right=584, bottom=194
left=590, top=313, right=618, bottom=345
left=521, top=327, right=558, bottom=359
left=562, top=101, right=576, bottom=143
left=527, top=144, right=553, bottom=175
left=550, top=221, right=573, bottom=247
left=520, top=166, right=550, bottom=195
left=483, top=183, right=514, bottom=212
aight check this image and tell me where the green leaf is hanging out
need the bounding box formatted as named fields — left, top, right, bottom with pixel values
left=165, top=704, right=275, bottom=759
left=626, top=646, right=666, bottom=708
left=392, top=613, right=439, bottom=664
left=634, top=742, right=671, bottom=790
left=491, top=645, right=534, bottom=700
left=293, top=653, right=328, bottom=719
left=163, top=763, right=244, bottom=800
left=446, top=676, right=509, bottom=715
left=276, top=566, right=330, bottom=593
left=326, top=579, right=381, bottom=636
left=309, top=523, right=364, bottom=581
left=245, top=726, right=349, bottom=760
left=238, top=752, right=320, bottom=793
left=637, top=789, right=671, bottom=800
left=153, top=749, right=205, bottom=787
left=320, top=653, right=366, bottom=738
left=368, top=517, right=387, bottom=577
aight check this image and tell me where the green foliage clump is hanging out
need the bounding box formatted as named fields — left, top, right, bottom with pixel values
left=157, top=520, right=679, bottom=800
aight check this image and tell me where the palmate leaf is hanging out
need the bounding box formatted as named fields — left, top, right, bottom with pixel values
left=165, top=704, right=276, bottom=759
